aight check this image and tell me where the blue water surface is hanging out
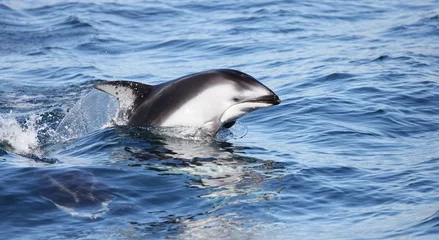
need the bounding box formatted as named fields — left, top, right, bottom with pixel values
left=1, top=0, right=439, bottom=239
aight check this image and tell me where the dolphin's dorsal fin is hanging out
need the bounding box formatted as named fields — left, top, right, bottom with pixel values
left=94, top=81, right=153, bottom=120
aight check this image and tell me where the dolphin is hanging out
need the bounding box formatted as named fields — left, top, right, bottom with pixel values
left=94, top=69, right=281, bottom=136
left=39, top=169, right=114, bottom=219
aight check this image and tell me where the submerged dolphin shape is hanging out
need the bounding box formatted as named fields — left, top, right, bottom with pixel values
left=94, top=69, right=281, bottom=136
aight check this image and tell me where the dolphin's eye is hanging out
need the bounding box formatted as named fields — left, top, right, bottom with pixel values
left=233, top=97, right=240, bottom=102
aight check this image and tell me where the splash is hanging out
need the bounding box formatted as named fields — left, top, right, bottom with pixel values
left=0, top=114, right=44, bottom=157
left=55, top=90, right=118, bottom=141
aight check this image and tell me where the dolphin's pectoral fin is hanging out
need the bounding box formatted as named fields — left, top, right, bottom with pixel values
left=222, top=121, right=236, bottom=128
left=94, top=81, right=153, bottom=118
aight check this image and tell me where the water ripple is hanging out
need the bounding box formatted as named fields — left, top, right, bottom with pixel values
left=1, top=0, right=439, bottom=239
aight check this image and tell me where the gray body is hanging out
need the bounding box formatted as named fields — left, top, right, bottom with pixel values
left=95, top=69, right=280, bottom=136
left=40, top=169, right=113, bottom=218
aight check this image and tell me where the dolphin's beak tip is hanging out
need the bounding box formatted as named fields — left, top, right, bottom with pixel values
left=273, top=94, right=281, bottom=105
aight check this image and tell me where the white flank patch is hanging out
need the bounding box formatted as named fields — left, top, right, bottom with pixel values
left=161, top=84, right=236, bottom=127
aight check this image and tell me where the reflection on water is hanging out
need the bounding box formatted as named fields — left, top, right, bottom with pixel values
left=114, top=129, right=286, bottom=199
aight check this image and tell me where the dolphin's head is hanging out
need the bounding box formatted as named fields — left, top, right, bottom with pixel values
left=215, top=69, right=281, bottom=128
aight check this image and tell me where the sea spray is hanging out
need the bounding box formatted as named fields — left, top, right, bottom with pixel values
left=0, top=114, right=44, bottom=157
left=55, top=90, right=118, bottom=141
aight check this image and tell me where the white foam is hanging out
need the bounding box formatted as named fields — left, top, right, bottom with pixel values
left=0, top=114, right=43, bottom=157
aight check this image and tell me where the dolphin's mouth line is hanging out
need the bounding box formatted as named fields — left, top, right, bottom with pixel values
left=244, top=94, right=281, bottom=105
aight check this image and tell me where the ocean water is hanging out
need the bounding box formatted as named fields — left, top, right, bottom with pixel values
left=1, top=0, right=439, bottom=239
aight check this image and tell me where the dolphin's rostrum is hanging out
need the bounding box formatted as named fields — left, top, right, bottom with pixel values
left=94, top=69, right=281, bottom=136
